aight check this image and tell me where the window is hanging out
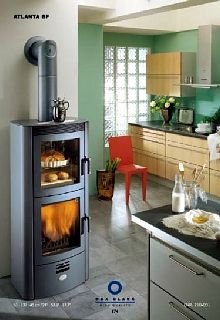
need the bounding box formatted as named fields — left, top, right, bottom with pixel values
left=104, top=46, right=150, bottom=144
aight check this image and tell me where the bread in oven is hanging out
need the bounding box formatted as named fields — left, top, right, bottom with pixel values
left=41, top=150, right=65, bottom=162
left=58, top=171, right=69, bottom=180
left=45, top=173, right=58, bottom=182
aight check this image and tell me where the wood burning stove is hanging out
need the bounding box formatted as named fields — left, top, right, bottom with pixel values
left=10, top=119, right=89, bottom=299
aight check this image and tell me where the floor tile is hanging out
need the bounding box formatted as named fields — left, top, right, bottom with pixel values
left=86, top=265, right=119, bottom=291
left=13, top=297, right=69, bottom=319
left=0, top=298, right=21, bottom=319
left=84, top=308, right=123, bottom=320
left=0, top=174, right=171, bottom=320
left=61, top=290, right=99, bottom=319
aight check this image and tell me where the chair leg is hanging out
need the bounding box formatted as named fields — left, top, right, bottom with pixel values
left=141, top=170, right=147, bottom=201
left=125, top=173, right=131, bottom=205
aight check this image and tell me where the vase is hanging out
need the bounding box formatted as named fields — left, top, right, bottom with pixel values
left=161, top=109, right=173, bottom=125
left=96, top=170, right=115, bottom=200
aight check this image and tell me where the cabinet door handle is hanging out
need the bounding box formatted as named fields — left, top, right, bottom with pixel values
left=169, top=255, right=204, bottom=276
left=169, top=302, right=195, bottom=320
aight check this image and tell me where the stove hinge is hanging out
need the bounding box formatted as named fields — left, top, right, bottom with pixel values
left=81, top=216, right=90, bottom=234
left=81, top=156, right=91, bottom=175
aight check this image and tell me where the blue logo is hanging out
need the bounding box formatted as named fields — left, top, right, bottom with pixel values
left=107, top=280, right=123, bottom=296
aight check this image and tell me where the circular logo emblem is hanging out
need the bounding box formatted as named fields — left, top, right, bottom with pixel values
left=107, top=280, right=123, bottom=295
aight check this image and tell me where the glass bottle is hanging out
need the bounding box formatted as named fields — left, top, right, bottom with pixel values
left=172, top=174, right=185, bottom=213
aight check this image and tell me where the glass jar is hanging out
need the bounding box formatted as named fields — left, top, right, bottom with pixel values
left=183, top=181, right=198, bottom=210
left=172, top=174, right=185, bottom=213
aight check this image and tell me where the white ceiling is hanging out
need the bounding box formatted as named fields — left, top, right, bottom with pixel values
left=78, top=0, right=220, bottom=34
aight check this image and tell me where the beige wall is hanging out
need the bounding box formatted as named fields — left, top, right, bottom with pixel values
left=0, top=0, right=78, bottom=277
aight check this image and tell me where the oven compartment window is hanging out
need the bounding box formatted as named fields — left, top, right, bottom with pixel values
left=41, top=198, right=80, bottom=256
left=40, top=138, right=80, bottom=188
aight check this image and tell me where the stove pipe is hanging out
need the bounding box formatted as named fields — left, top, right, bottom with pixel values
left=24, top=36, right=57, bottom=122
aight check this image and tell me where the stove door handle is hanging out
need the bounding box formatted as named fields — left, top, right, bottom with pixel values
left=86, top=216, right=90, bottom=232
left=81, top=157, right=91, bottom=175
left=81, top=216, right=90, bottom=234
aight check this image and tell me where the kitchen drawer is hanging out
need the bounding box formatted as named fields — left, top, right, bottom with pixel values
left=166, top=133, right=208, bottom=150
left=142, top=128, right=165, bottom=139
left=150, top=237, right=220, bottom=319
left=150, top=281, right=204, bottom=320
left=129, top=125, right=165, bottom=140
left=166, top=142, right=209, bottom=166
left=165, top=157, right=209, bottom=192
left=132, top=135, right=165, bottom=156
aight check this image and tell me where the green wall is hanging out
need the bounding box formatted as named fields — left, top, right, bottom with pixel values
left=153, top=30, right=197, bottom=53
left=78, top=27, right=220, bottom=195
left=153, top=30, right=220, bottom=122
left=78, top=24, right=104, bottom=195
left=104, top=32, right=154, bottom=48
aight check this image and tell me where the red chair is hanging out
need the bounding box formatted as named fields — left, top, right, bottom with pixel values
left=108, top=135, right=147, bottom=205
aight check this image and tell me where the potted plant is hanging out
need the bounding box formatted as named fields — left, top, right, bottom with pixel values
left=203, top=107, right=220, bottom=131
left=150, top=96, right=180, bottom=124
left=97, top=158, right=121, bottom=200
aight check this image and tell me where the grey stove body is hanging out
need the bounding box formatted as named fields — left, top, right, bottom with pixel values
left=10, top=119, right=89, bottom=299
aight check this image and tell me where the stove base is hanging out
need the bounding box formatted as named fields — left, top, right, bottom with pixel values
left=34, top=251, right=87, bottom=299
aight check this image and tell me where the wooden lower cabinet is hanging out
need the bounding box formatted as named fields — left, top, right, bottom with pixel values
left=210, top=169, right=220, bottom=197
left=129, top=124, right=166, bottom=177
left=210, top=159, right=220, bottom=196
left=133, top=148, right=165, bottom=178
left=129, top=125, right=213, bottom=195
left=166, top=133, right=209, bottom=192
left=166, top=157, right=209, bottom=192
left=166, top=141, right=209, bottom=167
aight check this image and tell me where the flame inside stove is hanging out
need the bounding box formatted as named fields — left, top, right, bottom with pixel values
left=41, top=199, right=78, bottom=242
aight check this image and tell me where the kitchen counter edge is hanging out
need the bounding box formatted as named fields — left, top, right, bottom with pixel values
left=131, top=210, right=220, bottom=274
left=129, top=121, right=208, bottom=139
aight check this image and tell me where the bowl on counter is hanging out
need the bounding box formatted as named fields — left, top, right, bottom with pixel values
left=196, top=123, right=211, bottom=133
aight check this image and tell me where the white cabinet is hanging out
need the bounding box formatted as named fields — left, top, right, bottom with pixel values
left=150, top=237, right=220, bottom=320
left=150, top=282, right=203, bottom=320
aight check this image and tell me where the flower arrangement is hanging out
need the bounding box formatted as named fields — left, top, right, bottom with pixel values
left=105, top=157, right=121, bottom=172
left=150, top=96, right=180, bottom=113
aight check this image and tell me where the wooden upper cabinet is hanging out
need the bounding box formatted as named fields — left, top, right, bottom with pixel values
left=146, top=52, right=196, bottom=97
left=147, top=52, right=181, bottom=75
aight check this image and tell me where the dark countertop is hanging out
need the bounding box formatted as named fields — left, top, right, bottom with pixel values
left=132, top=200, right=220, bottom=272
left=129, top=120, right=210, bottom=139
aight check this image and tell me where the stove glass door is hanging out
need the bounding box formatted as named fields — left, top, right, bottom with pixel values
left=34, top=131, right=85, bottom=197
left=34, top=190, right=86, bottom=265
left=41, top=138, right=80, bottom=188
left=41, top=198, right=80, bottom=256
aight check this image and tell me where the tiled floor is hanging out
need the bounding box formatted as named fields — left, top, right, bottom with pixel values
left=0, top=175, right=171, bottom=320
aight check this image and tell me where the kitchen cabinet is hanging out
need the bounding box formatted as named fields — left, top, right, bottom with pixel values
left=146, top=52, right=196, bottom=97
left=132, top=203, right=220, bottom=320
left=128, top=124, right=166, bottom=177
left=210, top=159, right=220, bottom=197
left=166, top=132, right=209, bottom=192
left=150, top=237, right=219, bottom=320
left=150, top=282, right=203, bottom=320
left=129, top=124, right=209, bottom=193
